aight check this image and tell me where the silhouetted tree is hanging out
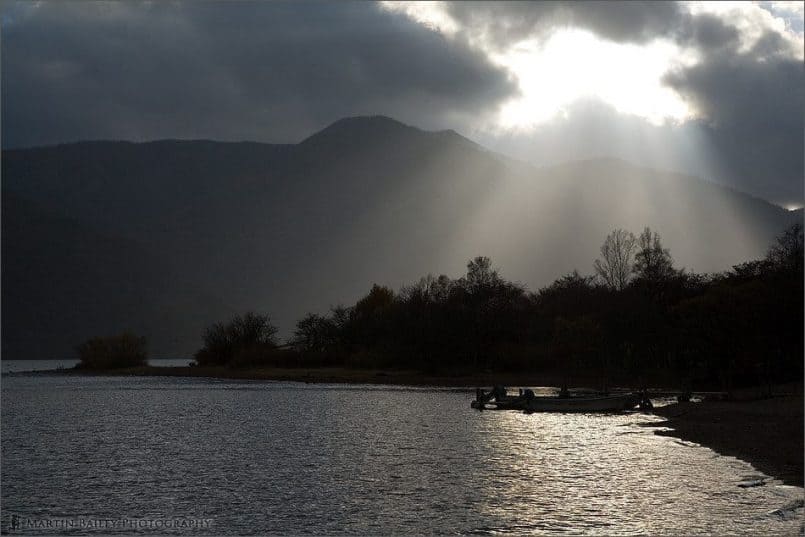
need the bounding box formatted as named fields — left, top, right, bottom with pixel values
left=195, top=312, right=278, bottom=366
left=464, top=256, right=501, bottom=292
left=633, top=227, right=675, bottom=282
left=766, top=222, right=803, bottom=274
left=273, top=223, right=802, bottom=389
left=395, top=274, right=457, bottom=368
left=400, top=274, right=453, bottom=304
left=552, top=315, right=602, bottom=384
left=233, top=312, right=278, bottom=347
left=594, top=228, right=636, bottom=290
left=455, top=256, right=525, bottom=369
left=350, top=284, right=395, bottom=353
left=293, top=313, right=334, bottom=353
left=353, top=284, right=395, bottom=320
left=535, top=271, right=600, bottom=318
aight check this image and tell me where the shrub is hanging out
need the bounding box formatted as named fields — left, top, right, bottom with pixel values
left=76, top=333, right=147, bottom=369
left=195, top=312, right=279, bottom=366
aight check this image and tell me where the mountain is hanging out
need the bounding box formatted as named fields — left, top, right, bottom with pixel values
left=2, top=116, right=799, bottom=358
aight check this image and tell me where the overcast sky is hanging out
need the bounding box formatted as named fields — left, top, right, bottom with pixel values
left=2, top=1, right=803, bottom=206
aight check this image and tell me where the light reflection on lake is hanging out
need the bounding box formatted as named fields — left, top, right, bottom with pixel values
left=1, top=375, right=802, bottom=535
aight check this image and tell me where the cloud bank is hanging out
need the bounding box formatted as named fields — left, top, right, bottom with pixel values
left=1, top=1, right=515, bottom=146
left=2, top=1, right=802, bottom=205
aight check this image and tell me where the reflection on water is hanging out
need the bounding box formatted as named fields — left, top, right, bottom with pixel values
left=2, top=375, right=802, bottom=535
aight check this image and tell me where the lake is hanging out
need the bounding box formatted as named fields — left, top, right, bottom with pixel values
left=2, top=374, right=803, bottom=535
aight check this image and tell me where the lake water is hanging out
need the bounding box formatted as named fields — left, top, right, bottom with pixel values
left=2, top=374, right=803, bottom=535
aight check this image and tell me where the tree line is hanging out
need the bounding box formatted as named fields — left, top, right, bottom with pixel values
left=82, top=223, right=804, bottom=390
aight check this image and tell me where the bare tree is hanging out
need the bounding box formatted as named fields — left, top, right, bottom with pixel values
left=594, top=229, right=636, bottom=290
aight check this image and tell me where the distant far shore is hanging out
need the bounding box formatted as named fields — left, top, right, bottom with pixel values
left=10, top=364, right=794, bottom=395
left=13, top=365, right=636, bottom=389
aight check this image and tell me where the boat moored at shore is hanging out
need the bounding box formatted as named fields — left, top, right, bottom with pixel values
left=472, top=386, right=641, bottom=413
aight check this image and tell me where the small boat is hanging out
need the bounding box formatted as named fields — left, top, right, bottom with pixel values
left=471, top=386, right=528, bottom=411
left=471, top=387, right=640, bottom=413
left=523, top=392, right=639, bottom=413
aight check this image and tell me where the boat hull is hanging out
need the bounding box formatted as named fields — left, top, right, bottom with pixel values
left=525, top=393, right=639, bottom=413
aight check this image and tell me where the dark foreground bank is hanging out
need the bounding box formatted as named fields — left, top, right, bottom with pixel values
left=652, top=395, right=804, bottom=487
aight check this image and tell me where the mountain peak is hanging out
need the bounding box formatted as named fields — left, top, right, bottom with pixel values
left=327, top=115, right=411, bottom=130
left=297, top=115, right=487, bottom=158
left=299, top=115, right=420, bottom=146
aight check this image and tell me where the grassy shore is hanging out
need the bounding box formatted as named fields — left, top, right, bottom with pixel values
left=652, top=394, right=804, bottom=487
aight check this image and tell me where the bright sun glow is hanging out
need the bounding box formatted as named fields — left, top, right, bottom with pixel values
left=380, top=3, right=696, bottom=131
left=383, top=1, right=802, bottom=134
left=492, top=30, right=693, bottom=130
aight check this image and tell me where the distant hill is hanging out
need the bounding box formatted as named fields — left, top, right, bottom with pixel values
left=2, top=116, right=799, bottom=358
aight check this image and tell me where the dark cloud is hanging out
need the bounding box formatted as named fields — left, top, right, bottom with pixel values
left=444, top=1, right=684, bottom=47
left=1, top=1, right=516, bottom=147
left=663, top=31, right=804, bottom=206
left=676, top=13, right=741, bottom=50
left=444, top=1, right=756, bottom=52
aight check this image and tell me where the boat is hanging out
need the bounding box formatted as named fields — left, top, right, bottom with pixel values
left=471, top=386, right=528, bottom=411
left=471, top=387, right=640, bottom=413
left=523, top=392, right=640, bottom=413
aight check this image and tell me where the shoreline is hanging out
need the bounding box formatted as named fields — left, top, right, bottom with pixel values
left=9, top=365, right=717, bottom=394
left=11, top=365, right=622, bottom=390
left=651, top=396, right=804, bottom=487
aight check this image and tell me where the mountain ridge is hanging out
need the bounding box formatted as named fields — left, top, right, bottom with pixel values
left=5, top=115, right=795, bottom=211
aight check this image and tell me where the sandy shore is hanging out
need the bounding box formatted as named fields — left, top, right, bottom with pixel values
left=652, top=396, right=804, bottom=487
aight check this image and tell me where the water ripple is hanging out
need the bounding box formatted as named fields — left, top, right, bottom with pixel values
left=2, top=375, right=802, bottom=535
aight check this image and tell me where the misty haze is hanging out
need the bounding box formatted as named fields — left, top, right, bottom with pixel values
left=1, top=1, right=803, bottom=536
